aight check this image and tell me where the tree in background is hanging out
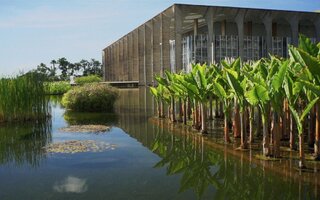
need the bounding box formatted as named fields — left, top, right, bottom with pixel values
left=32, top=58, right=102, bottom=81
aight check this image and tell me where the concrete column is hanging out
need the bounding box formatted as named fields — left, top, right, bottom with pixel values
left=161, top=13, right=171, bottom=75
left=221, top=20, right=226, bottom=36
left=124, top=36, right=129, bottom=81
left=145, top=23, right=152, bottom=85
left=111, top=45, right=114, bottom=81
left=206, top=8, right=215, bottom=64
left=119, top=40, right=124, bottom=81
left=133, top=29, right=139, bottom=81
left=315, top=18, right=320, bottom=42
left=174, top=5, right=183, bottom=72
left=153, top=17, right=161, bottom=78
left=117, top=43, right=119, bottom=80
left=236, top=10, right=246, bottom=59
left=128, top=33, right=133, bottom=81
left=150, top=21, right=154, bottom=85
left=290, top=18, right=299, bottom=46
left=138, top=26, right=145, bottom=85
left=109, top=46, right=112, bottom=81
left=193, top=19, right=199, bottom=62
left=102, top=50, right=105, bottom=81
left=263, top=13, right=273, bottom=55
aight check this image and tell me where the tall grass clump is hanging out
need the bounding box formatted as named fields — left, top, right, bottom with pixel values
left=0, top=73, right=50, bottom=123
left=62, top=83, right=118, bottom=112
left=75, top=75, right=101, bottom=85
left=45, top=81, right=71, bottom=95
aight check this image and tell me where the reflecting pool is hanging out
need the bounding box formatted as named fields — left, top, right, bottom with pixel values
left=0, top=88, right=318, bottom=199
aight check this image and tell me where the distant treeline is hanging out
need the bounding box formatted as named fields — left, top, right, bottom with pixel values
left=30, top=58, right=102, bottom=81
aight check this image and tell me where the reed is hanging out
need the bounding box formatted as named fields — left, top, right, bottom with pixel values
left=0, top=73, right=50, bottom=123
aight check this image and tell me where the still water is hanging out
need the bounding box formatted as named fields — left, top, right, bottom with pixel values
left=0, top=88, right=318, bottom=199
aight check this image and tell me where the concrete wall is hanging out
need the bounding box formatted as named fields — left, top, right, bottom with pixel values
left=103, top=4, right=320, bottom=85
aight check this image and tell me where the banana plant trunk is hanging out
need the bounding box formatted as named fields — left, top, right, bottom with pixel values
left=157, top=101, right=161, bottom=118
left=249, top=106, right=254, bottom=143
left=224, top=106, right=231, bottom=143
left=183, top=99, right=187, bottom=125
left=178, top=98, right=183, bottom=122
left=290, top=113, right=296, bottom=150
left=170, top=96, right=176, bottom=122
left=201, top=102, right=207, bottom=134
left=273, top=112, right=281, bottom=158
left=256, top=107, right=261, bottom=137
left=308, top=107, right=315, bottom=147
left=208, top=96, right=213, bottom=120
left=299, top=132, right=306, bottom=168
left=262, top=113, right=270, bottom=156
left=315, top=103, right=320, bottom=160
left=160, top=101, right=164, bottom=118
left=233, top=101, right=241, bottom=138
left=240, top=108, right=248, bottom=149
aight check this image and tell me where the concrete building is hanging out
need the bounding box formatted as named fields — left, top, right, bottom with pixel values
left=102, top=4, right=320, bottom=86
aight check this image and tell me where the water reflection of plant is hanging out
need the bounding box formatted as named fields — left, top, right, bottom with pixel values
left=152, top=127, right=222, bottom=199
left=64, top=111, right=118, bottom=126
left=0, top=119, right=52, bottom=167
left=151, top=122, right=315, bottom=199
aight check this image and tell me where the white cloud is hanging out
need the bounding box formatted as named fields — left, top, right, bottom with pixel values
left=53, top=176, right=88, bottom=193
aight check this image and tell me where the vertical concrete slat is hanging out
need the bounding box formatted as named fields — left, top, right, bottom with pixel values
left=133, top=29, right=139, bottom=81
left=161, top=13, right=171, bottom=75
left=236, top=10, right=246, bottom=59
left=153, top=17, right=161, bottom=79
left=124, top=36, right=129, bottom=81
left=138, top=26, right=145, bottom=85
left=145, top=23, right=152, bottom=85
left=263, top=13, right=273, bottom=55
left=128, top=33, right=133, bottom=81
left=206, top=7, right=215, bottom=64
left=174, top=5, right=183, bottom=72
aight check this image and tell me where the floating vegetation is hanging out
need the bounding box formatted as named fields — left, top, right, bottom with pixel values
left=0, top=72, right=50, bottom=123
left=44, top=140, right=116, bottom=154
left=59, top=125, right=110, bottom=133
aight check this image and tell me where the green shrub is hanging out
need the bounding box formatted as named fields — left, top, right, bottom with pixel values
left=75, top=75, right=101, bottom=85
left=45, top=81, right=71, bottom=95
left=61, top=83, right=118, bottom=112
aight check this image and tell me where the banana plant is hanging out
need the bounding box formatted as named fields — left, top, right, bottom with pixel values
left=155, top=71, right=177, bottom=122
left=244, top=59, right=271, bottom=155
left=171, top=73, right=192, bottom=125
left=211, top=65, right=233, bottom=143
left=223, top=58, right=249, bottom=149
left=150, top=84, right=170, bottom=118
left=288, top=35, right=320, bottom=162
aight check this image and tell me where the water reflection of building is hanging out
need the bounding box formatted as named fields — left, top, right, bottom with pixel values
left=115, top=88, right=319, bottom=199
left=0, top=120, right=52, bottom=167
left=102, top=4, right=320, bottom=85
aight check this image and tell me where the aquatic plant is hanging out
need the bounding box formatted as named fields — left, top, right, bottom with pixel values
left=0, top=73, right=50, bottom=122
left=45, top=81, right=71, bottom=95
left=62, top=83, right=118, bottom=112
left=150, top=35, right=320, bottom=168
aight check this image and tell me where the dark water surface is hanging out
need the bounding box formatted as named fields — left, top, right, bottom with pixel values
left=0, top=88, right=319, bottom=200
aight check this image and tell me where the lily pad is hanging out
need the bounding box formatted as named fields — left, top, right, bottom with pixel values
left=44, top=140, right=117, bottom=154
left=59, top=125, right=110, bottom=133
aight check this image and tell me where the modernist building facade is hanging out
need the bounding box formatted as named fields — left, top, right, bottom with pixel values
left=102, top=4, right=320, bottom=85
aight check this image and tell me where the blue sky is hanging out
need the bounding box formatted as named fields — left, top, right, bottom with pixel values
left=0, top=0, right=319, bottom=76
